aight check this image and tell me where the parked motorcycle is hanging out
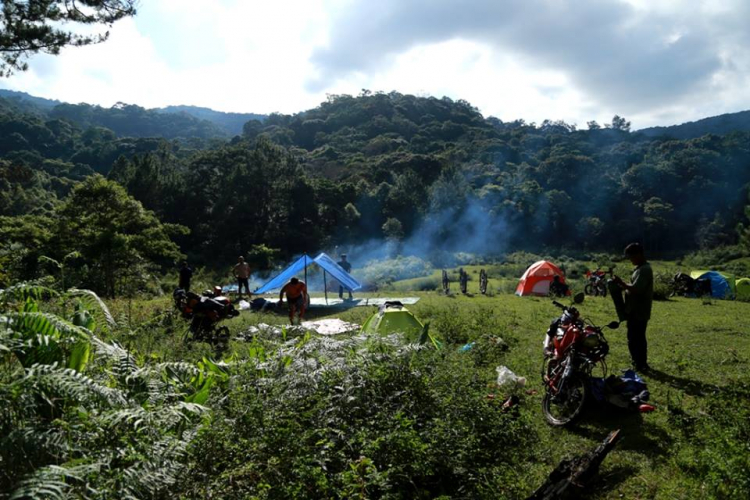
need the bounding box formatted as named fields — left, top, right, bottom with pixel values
left=541, top=295, right=619, bottom=425
left=584, top=267, right=614, bottom=297
left=173, top=287, right=239, bottom=344
left=670, top=273, right=712, bottom=298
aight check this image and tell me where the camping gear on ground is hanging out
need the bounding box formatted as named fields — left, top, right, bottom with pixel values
left=736, top=278, right=750, bottom=300
left=690, top=270, right=735, bottom=299
left=496, top=365, right=527, bottom=388
left=305, top=296, right=421, bottom=308
left=479, top=269, right=488, bottom=294
left=516, top=260, right=569, bottom=296
left=528, top=429, right=621, bottom=500
left=361, top=301, right=424, bottom=337
left=173, top=288, right=239, bottom=344
left=541, top=299, right=619, bottom=426
left=459, top=342, right=475, bottom=352
left=590, top=369, right=651, bottom=411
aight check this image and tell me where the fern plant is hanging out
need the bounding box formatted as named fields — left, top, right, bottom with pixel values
left=0, top=284, right=212, bottom=499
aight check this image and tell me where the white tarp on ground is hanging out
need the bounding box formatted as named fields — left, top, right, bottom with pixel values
left=307, top=297, right=420, bottom=307
left=241, top=318, right=360, bottom=338
left=300, top=319, right=360, bottom=335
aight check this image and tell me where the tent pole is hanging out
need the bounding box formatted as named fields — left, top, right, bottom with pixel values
left=324, top=270, right=328, bottom=305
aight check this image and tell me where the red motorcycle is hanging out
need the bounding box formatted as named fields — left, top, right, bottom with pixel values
left=584, top=266, right=615, bottom=297
left=541, top=296, right=619, bottom=425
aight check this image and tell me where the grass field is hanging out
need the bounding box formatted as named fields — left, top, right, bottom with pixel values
left=103, top=282, right=750, bottom=499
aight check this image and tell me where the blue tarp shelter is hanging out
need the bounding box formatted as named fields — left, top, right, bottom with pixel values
left=255, top=253, right=362, bottom=297
left=690, top=270, right=735, bottom=299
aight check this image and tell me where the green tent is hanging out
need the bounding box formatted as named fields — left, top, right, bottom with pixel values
left=736, top=278, right=750, bottom=300
left=361, top=302, right=424, bottom=336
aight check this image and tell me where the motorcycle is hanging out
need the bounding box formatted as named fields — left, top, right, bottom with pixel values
left=670, top=273, right=712, bottom=298
left=584, top=267, right=615, bottom=297
left=541, top=294, right=619, bottom=425
left=173, top=287, right=240, bottom=344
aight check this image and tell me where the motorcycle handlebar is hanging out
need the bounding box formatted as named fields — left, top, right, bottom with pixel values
left=552, top=300, right=566, bottom=309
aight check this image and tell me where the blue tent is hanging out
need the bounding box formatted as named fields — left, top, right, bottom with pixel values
left=255, top=253, right=362, bottom=294
left=692, top=270, right=734, bottom=299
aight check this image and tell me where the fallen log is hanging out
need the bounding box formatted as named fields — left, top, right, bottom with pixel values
left=527, top=429, right=622, bottom=500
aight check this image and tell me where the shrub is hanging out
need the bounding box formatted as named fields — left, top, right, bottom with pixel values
left=180, top=334, right=535, bottom=499
left=653, top=272, right=674, bottom=301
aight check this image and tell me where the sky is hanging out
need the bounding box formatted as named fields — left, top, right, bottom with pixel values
left=2, top=0, right=749, bottom=129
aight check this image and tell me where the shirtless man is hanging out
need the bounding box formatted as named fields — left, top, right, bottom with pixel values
left=233, top=256, right=251, bottom=299
left=278, top=277, right=308, bottom=324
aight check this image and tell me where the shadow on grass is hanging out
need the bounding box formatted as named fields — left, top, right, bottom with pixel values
left=646, top=368, right=720, bottom=397
left=577, top=464, right=639, bottom=499
left=569, top=403, right=673, bottom=457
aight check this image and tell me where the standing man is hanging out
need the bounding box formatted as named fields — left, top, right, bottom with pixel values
left=278, top=277, right=308, bottom=325
left=233, top=256, right=251, bottom=300
left=178, top=260, right=193, bottom=291
left=614, top=243, right=653, bottom=372
left=337, top=253, right=353, bottom=300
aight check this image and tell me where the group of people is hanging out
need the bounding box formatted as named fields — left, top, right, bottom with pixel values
left=179, top=244, right=653, bottom=371
left=178, top=253, right=355, bottom=325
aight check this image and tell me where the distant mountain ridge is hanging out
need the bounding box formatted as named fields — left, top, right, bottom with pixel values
left=155, top=105, right=265, bottom=136
left=637, top=110, right=750, bottom=139
left=0, top=88, right=266, bottom=138
left=2, top=87, right=750, bottom=141
left=0, top=89, right=61, bottom=113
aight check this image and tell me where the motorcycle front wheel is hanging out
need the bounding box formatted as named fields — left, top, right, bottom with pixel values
left=584, top=284, right=594, bottom=296
left=542, top=376, right=588, bottom=426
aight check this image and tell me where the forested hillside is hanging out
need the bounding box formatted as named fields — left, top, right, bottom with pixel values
left=156, top=105, right=266, bottom=136
left=639, top=109, right=750, bottom=140
left=2, top=90, right=750, bottom=294
left=0, top=89, right=229, bottom=139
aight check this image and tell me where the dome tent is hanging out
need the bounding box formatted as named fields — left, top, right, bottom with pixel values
left=689, top=270, right=735, bottom=299
left=515, top=260, right=568, bottom=296
left=735, top=278, right=750, bottom=300
left=361, top=301, right=424, bottom=337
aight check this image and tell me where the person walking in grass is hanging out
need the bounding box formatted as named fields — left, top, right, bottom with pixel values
left=614, top=242, right=654, bottom=372
left=278, top=277, right=308, bottom=324
left=233, top=256, right=251, bottom=299
left=336, top=253, right=353, bottom=300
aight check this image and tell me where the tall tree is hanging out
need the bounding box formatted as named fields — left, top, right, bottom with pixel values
left=57, top=175, right=185, bottom=297
left=0, top=0, right=136, bottom=76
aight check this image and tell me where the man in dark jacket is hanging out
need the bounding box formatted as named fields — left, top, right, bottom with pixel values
left=337, top=254, right=353, bottom=300
left=178, top=261, right=193, bottom=292
left=614, top=243, right=653, bottom=372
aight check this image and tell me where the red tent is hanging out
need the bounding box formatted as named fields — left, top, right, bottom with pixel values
left=515, top=260, right=567, bottom=296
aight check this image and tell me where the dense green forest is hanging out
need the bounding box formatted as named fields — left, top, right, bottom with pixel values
left=2, top=89, right=750, bottom=295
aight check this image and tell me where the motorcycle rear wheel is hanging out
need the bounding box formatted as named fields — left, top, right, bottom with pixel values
left=542, top=376, right=588, bottom=426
